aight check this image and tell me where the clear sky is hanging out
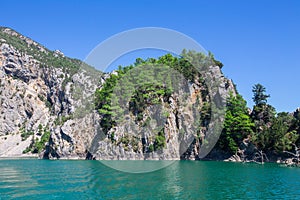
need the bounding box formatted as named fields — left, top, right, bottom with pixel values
left=1, top=0, right=299, bottom=112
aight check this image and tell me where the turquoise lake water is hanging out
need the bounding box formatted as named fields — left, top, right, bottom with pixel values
left=0, top=160, right=300, bottom=199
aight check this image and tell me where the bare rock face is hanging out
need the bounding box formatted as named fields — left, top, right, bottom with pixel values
left=0, top=43, right=50, bottom=156
left=45, top=113, right=100, bottom=159
left=0, top=28, right=102, bottom=158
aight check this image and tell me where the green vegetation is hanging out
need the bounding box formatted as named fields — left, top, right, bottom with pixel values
left=218, top=93, right=254, bottom=153
left=129, top=84, right=172, bottom=121
left=94, top=51, right=220, bottom=152
left=22, top=125, right=51, bottom=154
left=148, top=144, right=155, bottom=152
left=0, top=28, right=82, bottom=76
left=154, top=130, right=166, bottom=151
left=32, top=129, right=51, bottom=153
left=117, top=134, right=139, bottom=152
left=95, top=51, right=218, bottom=133
left=2, top=27, right=296, bottom=161
left=250, top=84, right=299, bottom=153
left=38, top=94, right=45, bottom=102
left=219, top=83, right=300, bottom=159
left=54, top=115, right=73, bottom=126
left=0, top=27, right=99, bottom=90
left=20, top=126, right=34, bottom=141
left=252, top=84, right=270, bottom=105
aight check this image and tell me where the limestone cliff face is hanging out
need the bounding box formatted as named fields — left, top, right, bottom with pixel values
left=0, top=27, right=236, bottom=160
left=0, top=27, right=101, bottom=158
left=0, top=42, right=51, bottom=156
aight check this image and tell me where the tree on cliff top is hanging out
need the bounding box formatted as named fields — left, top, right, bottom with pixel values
left=252, top=84, right=270, bottom=106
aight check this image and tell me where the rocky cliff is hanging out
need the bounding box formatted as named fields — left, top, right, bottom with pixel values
left=0, top=27, right=102, bottom=158
left=0, top=27, right=236, bottom=160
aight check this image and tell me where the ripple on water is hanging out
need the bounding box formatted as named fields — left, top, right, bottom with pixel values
left=0, top=160, right=300, bottom=199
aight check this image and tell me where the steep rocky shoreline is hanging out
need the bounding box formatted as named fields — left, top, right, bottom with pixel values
left=0, top=27, right=233, bottom=160
left=1, top=27, right=299, bottom=165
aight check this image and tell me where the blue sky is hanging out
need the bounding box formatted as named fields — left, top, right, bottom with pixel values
left=1, top=0, right=299, bottom=112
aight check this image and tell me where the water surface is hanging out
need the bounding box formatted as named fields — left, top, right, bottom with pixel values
left=0, top=160, right=299, bottom=199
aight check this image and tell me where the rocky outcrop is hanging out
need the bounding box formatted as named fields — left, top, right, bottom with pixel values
left=0, top=27, right=102, bottom=158
left=0, top=43, right=51, bottom=157
left=82, top=64, right=236, bottom=160
left=0, top=27, right=236, bottom=160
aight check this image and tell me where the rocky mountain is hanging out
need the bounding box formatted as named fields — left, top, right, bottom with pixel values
left=0, top=27, right=102, bottom=158
left=0, top=27, right=236, bottom=160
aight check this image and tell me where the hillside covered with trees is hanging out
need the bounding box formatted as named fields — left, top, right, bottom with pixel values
left=94, top=51, right=300, bottom=165
left=216, top=83, right=300, bottom=165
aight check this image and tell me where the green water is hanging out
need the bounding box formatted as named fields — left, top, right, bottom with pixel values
left=0, top=160, right=299, bottom=199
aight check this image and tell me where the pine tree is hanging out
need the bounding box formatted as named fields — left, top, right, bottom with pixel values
left=252, top=84, right=270, bottom=105
left=219, top=93, right=254, bottom=153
